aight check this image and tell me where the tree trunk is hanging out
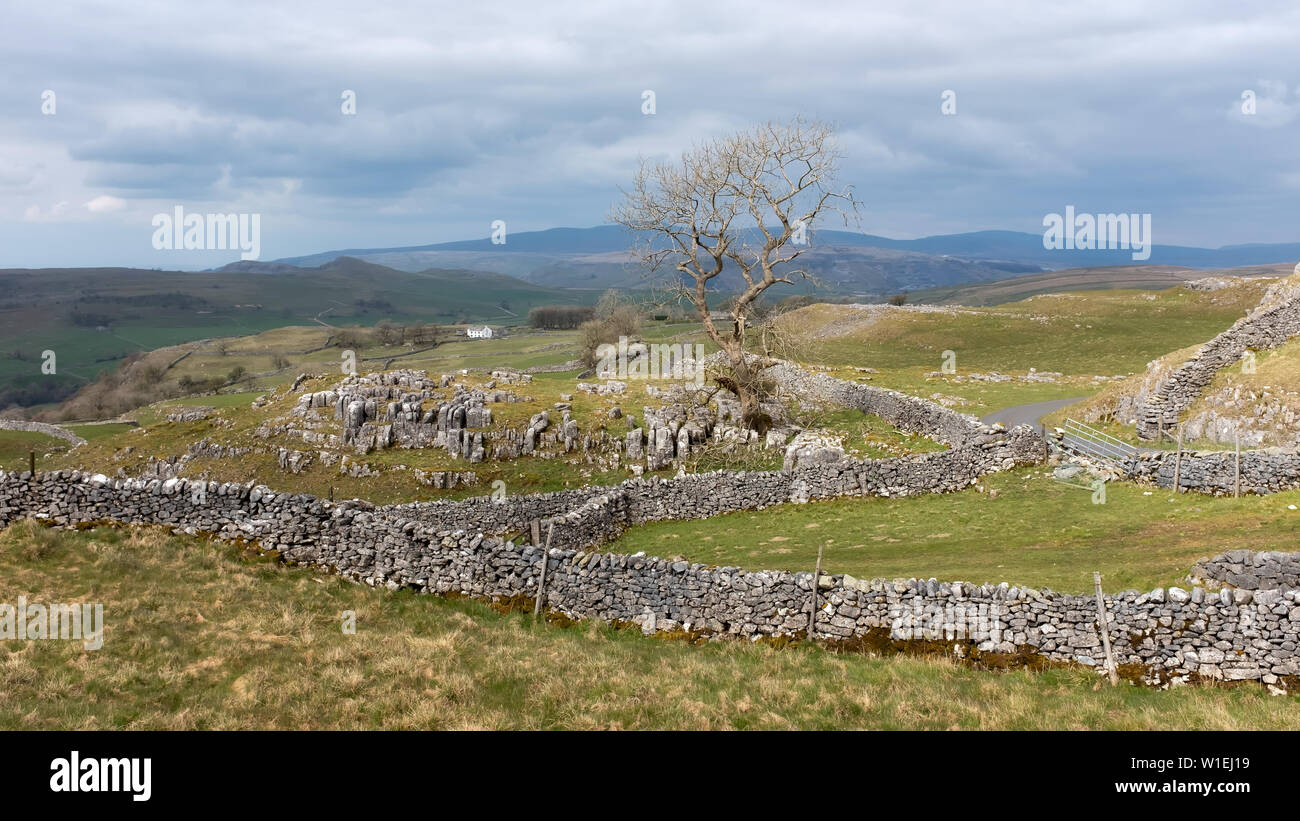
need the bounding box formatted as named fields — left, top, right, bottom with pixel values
left=739, top=387, right=766, bottom=431
left=723, top=344, right=771, bottom=434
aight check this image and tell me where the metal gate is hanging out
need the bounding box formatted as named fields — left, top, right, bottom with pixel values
left=1060, top=418, right=1139, bottom=474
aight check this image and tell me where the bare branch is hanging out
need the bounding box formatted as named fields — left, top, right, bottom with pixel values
left=610, top=117, right=860, bottom=429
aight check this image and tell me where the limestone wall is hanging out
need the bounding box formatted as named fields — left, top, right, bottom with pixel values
left=0, top=420, right=86, bottom=447
left=1191, top=550, right=1300, bottom=591
left=1129, top=448, right=1300, bottom=495
left=3, top=468, right=1299, bottom=690
left=1136, top=275, right=1300, bottom=439
left=383, top=423, right=1042, bottom=550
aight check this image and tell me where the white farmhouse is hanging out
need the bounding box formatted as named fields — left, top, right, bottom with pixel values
left=466, top=326, right=494, bottom=339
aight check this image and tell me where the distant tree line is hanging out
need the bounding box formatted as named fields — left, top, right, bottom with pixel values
left=69, top=310, right=116, bottom=328
left=0, top=376, right=80, bottom=414
left=528, top=305, right=596, bottom=330
left=80, top=292, right=211, bottom=309
left=367, top=320, right=449, bottom=347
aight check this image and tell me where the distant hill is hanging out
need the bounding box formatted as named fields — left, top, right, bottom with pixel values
left=906, top=262, right=1298, bottom=306
left=808, top=229, right=1300, bottom=269
left=0, top=258, right=592, bottom=410
left=272, top=227, right=1050, bottom=294
left=270, top=226, right=1300, bottom=295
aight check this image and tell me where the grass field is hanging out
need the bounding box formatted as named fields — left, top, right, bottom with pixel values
left=783, top=284, right=1270, bottom=377
left=0, top=429, right=71, bottom=471
left=2, top=520, right=1297, bottom=730
left=608, top=467, right=1300, bottom=595
left=65, top=422, right=138, bottom=441
left=771, top=280, right=1280, bottom=423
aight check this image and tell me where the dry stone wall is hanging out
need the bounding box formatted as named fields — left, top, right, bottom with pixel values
left=1136, top=275, right=1300, bottom=439
left=1129, top=447, right=1300, bottom=495
left=763, top=361, right=994, bottom=447
left=1191, top=550, right=1300, bottom=591
left=0, top=420, right=86, bottom=447
left=4, top=468, right=1300, bottom=690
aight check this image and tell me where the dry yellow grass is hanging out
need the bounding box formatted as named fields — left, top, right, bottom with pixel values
left=2, top=521, right=1299, bottom=730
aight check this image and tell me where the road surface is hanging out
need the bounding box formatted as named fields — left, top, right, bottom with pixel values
left=980, top=396, right=1089, bottom=433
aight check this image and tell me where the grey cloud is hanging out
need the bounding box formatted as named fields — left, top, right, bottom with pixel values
left=2, top=0, right=1299, bottom=267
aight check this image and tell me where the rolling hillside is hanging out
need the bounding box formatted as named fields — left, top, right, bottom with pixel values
left=905, top=262, right=1296, bottom=306
left=777, top=276, right=1276, bottom=377
left=0, top=257, right=594, bottom=411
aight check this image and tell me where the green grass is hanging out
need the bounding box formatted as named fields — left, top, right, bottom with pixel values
left=608, top=467, right=1300, bottom=595
left=2, top=520, right=1298, bottom=730
left=768, top=281, right=1280, bottom=422
left=0, top=429, right=71, bottom=470
left=64, top=423, right=137, bottom=441
left=784, top=284, right=1269, bottom=377
left=813, top=407, right=948, bottom=458
left=172, top=391, right=264, bottom=408
left=818, top=367, right=1096, bottom=420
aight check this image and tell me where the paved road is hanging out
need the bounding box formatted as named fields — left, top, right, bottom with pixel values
left=980, top=396, right=1089, bottom=433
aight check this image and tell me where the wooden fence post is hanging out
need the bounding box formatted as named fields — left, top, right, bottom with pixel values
left=29, top=450, right=35, bottom=475
left=530, top=519, right=541, bottom=548
left=1172, top=426, right=1184, bottom=493
left=1234, top=432, right=1242, bottom=499
left=1093, top=571, right=1119, bottom=686
left=807, top=543, right=825, bottom=640
left=532, top=523, right=554, bottom=620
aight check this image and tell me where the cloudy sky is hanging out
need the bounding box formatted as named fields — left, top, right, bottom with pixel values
left=2, top=0, right=1298, bottom=268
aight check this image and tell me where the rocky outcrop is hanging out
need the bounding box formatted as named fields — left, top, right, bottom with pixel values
left=1181, top=384, right=1300, bottom=448
left=166, top=407, right=214, bottom=423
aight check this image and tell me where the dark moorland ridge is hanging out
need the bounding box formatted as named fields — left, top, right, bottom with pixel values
left=267, top=225, right=1300, bottom=292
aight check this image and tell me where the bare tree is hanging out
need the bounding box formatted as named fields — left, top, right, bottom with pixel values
left=612, top=117, right=857, bottom=429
